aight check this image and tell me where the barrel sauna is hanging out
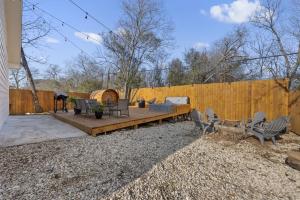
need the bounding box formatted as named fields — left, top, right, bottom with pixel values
left=90, top=89, right=119, bottom=105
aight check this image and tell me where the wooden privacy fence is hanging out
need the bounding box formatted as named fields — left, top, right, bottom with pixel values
left=9, top=89, right=90, bottom=115
left=131, top=79, right=290, bottom=121
left=9, top=79, right=300, bottom=135
left=289, top=90, right=300, bottom=135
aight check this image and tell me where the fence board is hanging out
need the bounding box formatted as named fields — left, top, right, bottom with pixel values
left=289, top=91, right=300, bottom=135
left=9, top=89, right=90, bottom=115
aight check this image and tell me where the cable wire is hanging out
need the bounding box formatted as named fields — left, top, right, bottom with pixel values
left=25, top=0, right=101, bottom=44
left=26, top=3, right=92, bottom=57
left=66, top=0, right=124, bottom=41
left=67, top=0, right=113, bottom=32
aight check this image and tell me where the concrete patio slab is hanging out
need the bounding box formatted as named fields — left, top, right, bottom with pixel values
left=0, top=115, right=86, bottom=147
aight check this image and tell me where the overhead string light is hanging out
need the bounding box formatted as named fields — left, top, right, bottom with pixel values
left=51, top=26, right=92, bottom=57
left=26, top=3, right=93, bottom=57
left=24, top=0, right=100, bottom=45
left=67, top=0, right=124, bottom=40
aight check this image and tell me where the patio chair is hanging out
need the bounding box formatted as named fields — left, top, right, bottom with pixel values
left=249, top=116, right=289, bottom=145
left=205, top=108, right=220, bottom=125
left=247, top=112, right=266, bottom=130
left=79, top=99, right=88, bottom=115
left=74, top=99, right=82, bottom=115
left=190, top=109, right=214, bottom=135
left=110, top=99, right=129, bottom=117
left=85, top=99, right=101, bottom=116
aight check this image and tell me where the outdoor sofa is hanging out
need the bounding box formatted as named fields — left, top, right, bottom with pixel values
left=149, top=96, right=190, bottom=113
left=147, top=97, right=191, bottom=122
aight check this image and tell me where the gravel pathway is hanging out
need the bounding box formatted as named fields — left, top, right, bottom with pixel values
left=0, top=122, right=198, bottom=200
left=0, top=121, right=299, bottom=200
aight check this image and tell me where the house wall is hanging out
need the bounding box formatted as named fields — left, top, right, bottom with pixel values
left=0, top=0, right=9, bottom=129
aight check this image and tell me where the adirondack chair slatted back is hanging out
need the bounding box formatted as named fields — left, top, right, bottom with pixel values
left=251, top=112, right=266, bottom=129
left=191, top=109, right=203, bottom=127
left=264, top=116, right=289, bottom=136
left=191, top=109, right=215, bottom=134
left=205, top=108, right=219, bottom=123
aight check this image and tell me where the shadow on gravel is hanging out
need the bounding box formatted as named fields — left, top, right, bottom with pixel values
left=0, top=121, right=199, bottom=200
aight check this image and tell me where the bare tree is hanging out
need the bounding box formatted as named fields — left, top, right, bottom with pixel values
left=45, top=64, right=61, bottom=80
left=65, top=53, right=104, bottom=92
left=9, top=68, right=26, bottom=89
left=101, top=0, right=173, bottom=99
left=167, top=58, right=186, bottom=86
left=206, top=27, right=248, bottom=83
left=21, top=3, right=51, bottom=112
left=148, top=52, right=166, bottom=87
left=21, top=48, right=43, bottom=112
left=184, top=48, right=212, bottom=84
left=251, top=0, right=300, bottom=88
left=151, top=65, right=164, bottom=87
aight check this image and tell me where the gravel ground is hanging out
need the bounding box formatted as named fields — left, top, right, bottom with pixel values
left=0, top=121, right=299, bottom=200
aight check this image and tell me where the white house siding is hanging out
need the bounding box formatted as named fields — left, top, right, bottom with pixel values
left=0, top=0, right=9, bottom=130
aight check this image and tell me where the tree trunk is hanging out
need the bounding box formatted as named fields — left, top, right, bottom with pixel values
left=21, top=47, right=43, bottom=113
left=124, top=83, right=132, bottom=101
left=127, top=87, right=132, bottom=103
left=124, top=84, right=129, bottom=99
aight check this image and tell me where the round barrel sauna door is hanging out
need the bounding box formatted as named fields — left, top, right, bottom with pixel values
left=90, top=89, right=119, bottom=105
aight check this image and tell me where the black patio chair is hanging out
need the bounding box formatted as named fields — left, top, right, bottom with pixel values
left=85, top=99, right=101, bottom=117
left=110, top=99, right=129, bottom=117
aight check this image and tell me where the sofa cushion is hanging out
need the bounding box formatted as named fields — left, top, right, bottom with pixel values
left=165, top=96, right=189, bottom=105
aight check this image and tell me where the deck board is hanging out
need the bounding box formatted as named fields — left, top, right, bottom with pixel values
left=52, top=107, right=190, bottom=136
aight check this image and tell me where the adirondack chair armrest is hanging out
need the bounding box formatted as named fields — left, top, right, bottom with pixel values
left=250, top=127, right=264, bottom=135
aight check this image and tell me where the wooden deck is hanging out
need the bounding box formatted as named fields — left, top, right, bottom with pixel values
left=52, top=106, right=190, bottom=136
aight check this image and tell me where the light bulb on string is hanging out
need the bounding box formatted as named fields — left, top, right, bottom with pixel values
left=85, top=12, right=88, bottom=19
